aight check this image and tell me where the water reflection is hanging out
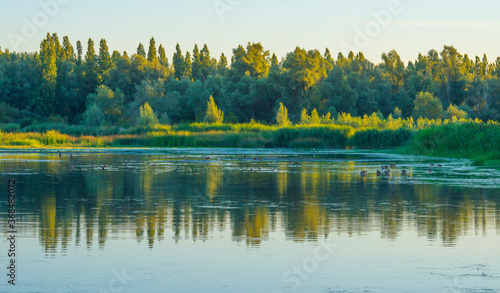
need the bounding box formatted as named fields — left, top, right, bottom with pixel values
left=0, top=151, right=499, bottom=255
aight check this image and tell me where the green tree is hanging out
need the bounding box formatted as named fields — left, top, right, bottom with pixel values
left=300, top=108, right=311, bottom=124
left=82, top=38, right=102, bottom=98
left=324, top=48, right=334, bottom=71
left=200, top=44, right=215, bottom=80
left=147, top=37, right=158, bottom=62
left=203, top=95, right=224, bottom=123
left=444, top=104, right=468, bottom=120
left=62, top=36, right=75, bottom=61
left=51, top=33, right=63, bottom=60
left=381, top=49, right=405, bottom=93
left=439, top=45, right=467, bottom=105
left=412, top=92, right=443, bottom=119
left=282, top=47, right=327, bottom=90
left=231, top=42, right=270, bottom=80
left=56, top=61, right=81, bottom=119
left=76, top=40, right=82, bottom=64
left=37, top=33, right=58, bottom=115
left=158, top=44, right=168, bottom=66
left=310, top=108, right=321, bottom=124
left=83, top=103, right=105, bottom=127
left=271, top=53, right=279, bottom=69
left=137, top=43, right=146, bottom=58
left=173, top=43, right=185, bottom=79
left=392, top=106, right=402, bottom=118
left=192, top=44, right=202, bottom=80
left=99, top=39, right=112, bottom=78
left=184, top=52, right=192, bottom=78
left=86, top=85, right=125, bottom=125
left=218, top=53, right=229, bottom=76
left=276, top=103, right=291, bottom=127
left=137, top=102, right=159, bottom=127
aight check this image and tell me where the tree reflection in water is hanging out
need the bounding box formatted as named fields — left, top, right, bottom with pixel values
left=0, top=151, right=499, bottom=255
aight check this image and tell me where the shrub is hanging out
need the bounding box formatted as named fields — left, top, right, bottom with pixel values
left=276, top=103, right=292, bottom=127
left=0, top=123, right=20, bottom=133
left=203, top=96, right=224, bottom=123
left=137, top=103, right=159, bottom=127
left=444, top=104, right=468, bottom=120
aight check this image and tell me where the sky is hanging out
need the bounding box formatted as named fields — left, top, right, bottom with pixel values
left=1, top=0, right=500, bottom=64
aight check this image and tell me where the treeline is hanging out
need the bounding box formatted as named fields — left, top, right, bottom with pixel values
left=1, top=33, right=500, bottom=127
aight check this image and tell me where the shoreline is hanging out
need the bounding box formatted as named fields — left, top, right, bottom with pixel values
left=1, top=122, right=499, bottom=167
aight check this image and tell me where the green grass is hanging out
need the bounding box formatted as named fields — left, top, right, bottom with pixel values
left=350, top=128, right=414, bottom=149
left=1, top=121, right=499, bottom=166
left=402, top=123, right=500, bottom=163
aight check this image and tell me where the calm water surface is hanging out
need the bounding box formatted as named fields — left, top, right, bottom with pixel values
left=0, top=148, right=499, bottom=293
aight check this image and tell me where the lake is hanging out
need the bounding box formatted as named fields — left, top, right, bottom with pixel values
left=1, top=148, right=499, bottom=293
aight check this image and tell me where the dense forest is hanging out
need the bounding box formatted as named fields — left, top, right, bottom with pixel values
left=1, top=33, right=500, bottom=128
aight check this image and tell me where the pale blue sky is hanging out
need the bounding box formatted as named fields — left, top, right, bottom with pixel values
left=1, top=0, right=499, bottom=63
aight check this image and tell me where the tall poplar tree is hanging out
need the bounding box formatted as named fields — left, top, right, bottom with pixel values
left=62, top=36, right=75, bottom=61
left=192, top=44, right=202, bottom=80
left=76, top=40, right=83, bottom=65
left=158, top=44, right=168, bottom=66
left=184, top=52, right=192, bottom=79
left=137, top=43, right=146, bottom=58
left=147, top=37, right=158, bottom=62
left=99, top=39, right=112, bottom=78
left=36, top=33, right=57, bottom=115
left=173, top=43, right=185, bottom=79
left=83, top=38, right=101, bottom=98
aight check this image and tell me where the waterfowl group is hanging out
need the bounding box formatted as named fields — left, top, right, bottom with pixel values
left=361, top=163, right=409, bottom=177
left=428, top=163, right=443, bottom=173
left=360, top=161, right=445, bottom=177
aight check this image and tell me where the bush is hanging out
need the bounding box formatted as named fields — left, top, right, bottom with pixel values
left=0, top=123, right=20, bottom=133
left=203, top=96, right=224, bottom=123
left=444, top=104, right=468, bottom=120
left=276, top=103, right=292, bottom=127
left=137, top=103, right=159, bottom=127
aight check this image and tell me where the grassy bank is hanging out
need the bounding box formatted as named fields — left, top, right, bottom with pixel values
left=0, top=124, right=412, bottom=149
left=401, top=123, right=500, bottom=166
left=1, top=119, right=499, bottom=166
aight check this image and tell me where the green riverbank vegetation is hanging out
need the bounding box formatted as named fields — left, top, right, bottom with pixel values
left=1, top=34, right=499, bottom=162
left=1, top=103, right=498, bottom=161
